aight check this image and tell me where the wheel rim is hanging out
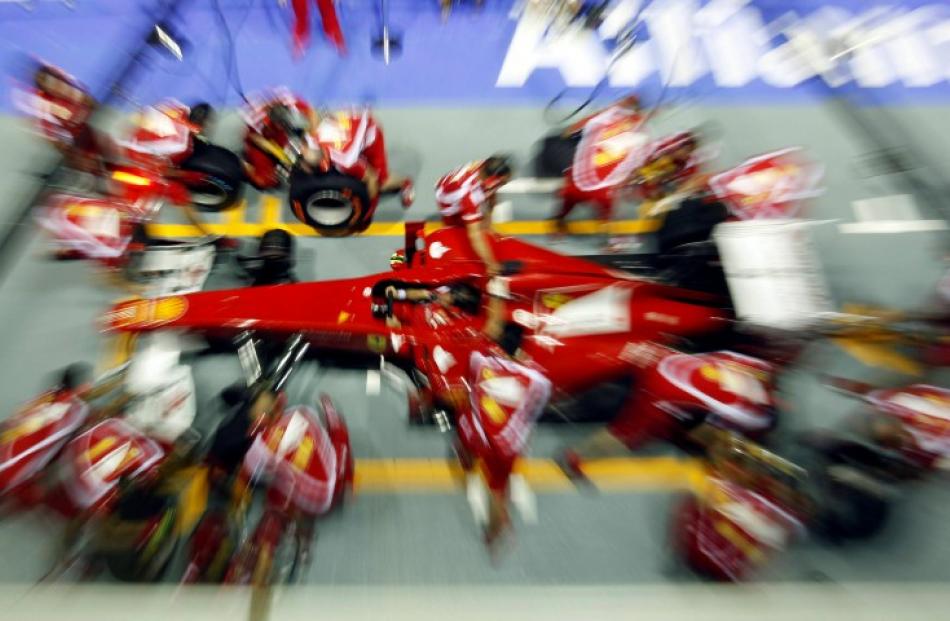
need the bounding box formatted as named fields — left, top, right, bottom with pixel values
left=190, top=178, right=231, bottom=207
left=305, top=191, right=354, bottom=227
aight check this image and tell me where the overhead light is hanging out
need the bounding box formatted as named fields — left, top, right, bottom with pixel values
left=149, top=23, right=184, bottom=61
left=371, top=0, right=402, bottom=64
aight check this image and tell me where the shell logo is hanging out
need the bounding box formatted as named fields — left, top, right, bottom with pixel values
left=105, top=296, right=188, bottom=330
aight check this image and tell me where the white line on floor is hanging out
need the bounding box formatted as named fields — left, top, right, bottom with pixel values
left=838, top=220, right=948, bottom=234
left=492, top=201, right=514, bottom=223
left=499, top=178, right=564, bottom=194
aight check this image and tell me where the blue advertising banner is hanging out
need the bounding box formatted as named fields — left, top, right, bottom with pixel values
left=0, top=0, right=947, bottom=110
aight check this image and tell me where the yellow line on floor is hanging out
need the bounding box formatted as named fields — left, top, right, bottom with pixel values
left=223, top=200, right=246, bottom=226
left=260, top=195, right=281, bottom=227
left=832, top=339, right=924, bottom=377
left=832, top=303, right=926, bottom=376
left=148, top=218, right=661, bottom=239
left=353, top=457, right=704, bottom=494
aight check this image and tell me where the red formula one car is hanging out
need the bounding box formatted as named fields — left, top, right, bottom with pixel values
left=98, top=224, right=738, bottom=545
left=102, top=223, right=733, bottom=425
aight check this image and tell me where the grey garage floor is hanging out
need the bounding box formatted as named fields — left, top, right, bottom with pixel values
left=0, top=104, right=948, bottom=587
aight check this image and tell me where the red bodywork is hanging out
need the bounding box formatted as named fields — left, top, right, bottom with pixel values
left=104, top=228, right=731, bottom=412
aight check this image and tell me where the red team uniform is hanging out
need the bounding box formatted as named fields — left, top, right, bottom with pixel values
left=435, top=161, right=489, bottom=226
left=414, top=338, right=552, bottom=496
left=314, top=109, right=390, bottom=184
left=458, top=350, right=552, bottom=494
left=557, top=103, right=651, bottom=222
left=241, top=90, right=315, bottom=188
left=243, top=90, right=395, bottom=202
left=16, top=66, right=103, bottom=164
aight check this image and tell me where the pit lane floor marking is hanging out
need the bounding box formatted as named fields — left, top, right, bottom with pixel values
left=146, top=218, right=661, bottom=238
left=147, top=219, right=661, bottom=238
left=352, top=457, right=705, bottom=494
left=159, top=192, right=659, bottom=236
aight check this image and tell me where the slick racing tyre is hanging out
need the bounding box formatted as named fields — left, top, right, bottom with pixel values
left=179, top=141, right=245, bottom=211
left=534, top=132, right=581, bottom=178
left=289, top=169, right=371, bottom=237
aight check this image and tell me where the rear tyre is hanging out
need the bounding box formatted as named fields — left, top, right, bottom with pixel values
left=179, top=141, right=244, bottom=212
left=288, top=169, right=371, bottom=237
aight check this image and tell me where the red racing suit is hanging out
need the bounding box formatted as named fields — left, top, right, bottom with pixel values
left=314, top=108, right=390, bottom=185
left=557, top=104, right=650, bottom=222
left=674, top=478, right=804, bottom=581
left=457, top=350, right=552, bottom=493
left=435, top=161, right=488, bottom=227
left=608, top=348, right=776, bottom=450
left=15, top=71, right=103, bottom=165
left=290, top=0, right=346, bottom=57
left=415, top=335, right=551, bottom=494
left=241, top=90, right=315, bottom=189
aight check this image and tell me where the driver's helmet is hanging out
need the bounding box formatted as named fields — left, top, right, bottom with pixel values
left=267, top=103, right=309, bottom=138
left=390, top=249, right=407, bottom=271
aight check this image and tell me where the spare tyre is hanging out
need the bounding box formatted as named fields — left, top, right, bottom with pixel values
left=179, top=140, right=244, bottom=212
left=288, top=168, right=371, bottom=237
left=534, top=132, right=581, bottom=178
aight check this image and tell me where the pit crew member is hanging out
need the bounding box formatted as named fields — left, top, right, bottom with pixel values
left=313, top=107, right=415, bottom=207
left=241, top=90, right=321, bottom=189
left=552, top=95, right=650, bottom=245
